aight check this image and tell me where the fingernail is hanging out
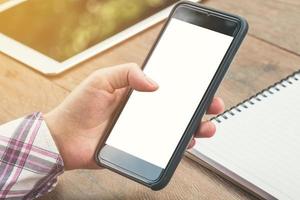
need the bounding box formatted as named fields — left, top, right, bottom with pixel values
left=145, top=76, right=159, bottom=88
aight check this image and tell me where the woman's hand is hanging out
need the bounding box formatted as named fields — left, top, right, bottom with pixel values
left=44, top=63, right=224, bottom=170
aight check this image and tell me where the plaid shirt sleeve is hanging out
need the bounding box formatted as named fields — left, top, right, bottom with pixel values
left=0, top=112, right=64, bottom=200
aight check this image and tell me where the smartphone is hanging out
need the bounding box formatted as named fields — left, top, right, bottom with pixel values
left=96, top=1, right=248, bottom=190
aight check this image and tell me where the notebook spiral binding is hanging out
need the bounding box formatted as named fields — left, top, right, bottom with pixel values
left=211, top=70, right=300, bottom=123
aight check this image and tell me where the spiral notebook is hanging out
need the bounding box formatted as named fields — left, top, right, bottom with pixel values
left=186, top=70, right=300, bottom=200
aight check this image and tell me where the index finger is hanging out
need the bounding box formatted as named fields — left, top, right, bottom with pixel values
left=207, top=97, right=225, bottom=115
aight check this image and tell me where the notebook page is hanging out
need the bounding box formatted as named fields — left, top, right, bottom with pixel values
left=192, top=73, right=300, bottom=200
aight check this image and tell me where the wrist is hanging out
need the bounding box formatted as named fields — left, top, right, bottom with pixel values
left=44, top=111, right=70, bottom=170
left=44, top=110, right=98, bottom=170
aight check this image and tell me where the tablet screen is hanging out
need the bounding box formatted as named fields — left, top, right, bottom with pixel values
left=0, top=0, right=180, bottom=62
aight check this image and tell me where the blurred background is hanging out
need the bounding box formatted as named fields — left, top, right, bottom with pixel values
left=0, top=0, right=177, bottom=61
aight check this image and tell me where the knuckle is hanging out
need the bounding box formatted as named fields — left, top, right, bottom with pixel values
left=126, top=62, right=140, bottom=70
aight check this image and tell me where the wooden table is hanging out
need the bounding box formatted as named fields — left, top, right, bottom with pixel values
left=1, top=0, right=299, bottom=199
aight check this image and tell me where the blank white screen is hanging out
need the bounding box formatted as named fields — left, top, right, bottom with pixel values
left=106, top=18, right=233, bottom=169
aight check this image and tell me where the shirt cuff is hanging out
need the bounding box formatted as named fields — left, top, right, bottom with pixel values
left=0, top=112, right=64, bottom=199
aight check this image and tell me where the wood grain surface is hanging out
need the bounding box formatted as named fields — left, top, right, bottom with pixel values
left=205, top=0, right=300, bottom=55
left=1, top=0, right=299, bottom=199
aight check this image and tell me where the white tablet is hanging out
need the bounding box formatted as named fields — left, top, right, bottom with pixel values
left=0, top=0, right=198, bottom=75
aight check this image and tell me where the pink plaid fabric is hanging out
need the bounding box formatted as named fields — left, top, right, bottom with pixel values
left=0, top=112, right=64, bottom=199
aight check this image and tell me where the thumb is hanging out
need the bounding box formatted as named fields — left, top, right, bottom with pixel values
left=97, top=63, right=159, bottom=92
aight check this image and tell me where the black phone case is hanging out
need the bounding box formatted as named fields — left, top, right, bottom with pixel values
left=96, top=1, right=248, bottom=191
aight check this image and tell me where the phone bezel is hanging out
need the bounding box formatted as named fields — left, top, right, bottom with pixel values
left=96, top=1, right=248, bottom=190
